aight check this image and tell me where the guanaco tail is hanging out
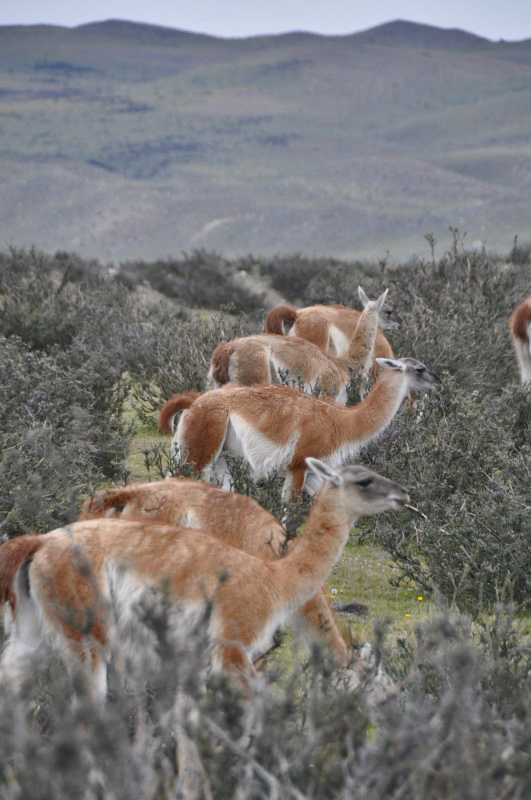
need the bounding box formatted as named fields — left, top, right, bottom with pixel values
left=509, top=296, right=531, bottom=385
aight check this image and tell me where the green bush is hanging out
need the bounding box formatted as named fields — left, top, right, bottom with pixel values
left=253, top=253, right=368, bottom=304
left=129, top=308, right=258, bottom=425
left=118, top=250, right=267, bottom=312
left=0, top=602, right=528, bottom=799
left=364, top=379, right=529, bottom=609
left=0, top=336, right=132, bottom=534
left=354, top=241, right=531, bottom=609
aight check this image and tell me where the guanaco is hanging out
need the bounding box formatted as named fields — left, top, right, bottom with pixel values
left=208, top=288, right=390, bottom=402
left=159, top=357, right=441, bottom=499
left=509, top=296, right=531, bottom=385
left=81, top=478, right=352, bottom=668
left=264, top=291, right=401, bottom=357
left=0, top=459, right=409, bottom=696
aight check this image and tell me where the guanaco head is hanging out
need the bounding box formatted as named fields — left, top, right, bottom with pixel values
left=375, top=357, right=442, bottom=393
left=304, top=457, right=410, bottom=514
left=358, top=286, right=402, bottom=330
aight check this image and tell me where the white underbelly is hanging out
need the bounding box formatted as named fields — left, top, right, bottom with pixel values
left=224, top=414, right=298, bottom=479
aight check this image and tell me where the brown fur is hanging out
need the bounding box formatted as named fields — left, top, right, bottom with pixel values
left=159, top=391, right=200, bottom=435
left=79, top=477, right=349, bottom=664
left=510, top=297, right=531, bottom=343
left=508, top=296, right=531, bottom=385
left=210, top=296, right=391, bottom=399
left=264, top=305, right=297, bottom=335
left=0, top=535, right=43, bottom=610
left=175, top=379, right=402, bottom=484
left=210, top=334, right=343, bottom=397
left=81, top=488, right=137, bottom=519
left=210, top=341, right=237, bottom=386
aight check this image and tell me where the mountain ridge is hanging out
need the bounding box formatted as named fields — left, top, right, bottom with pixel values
left=0, top=18, right=530, bottom=261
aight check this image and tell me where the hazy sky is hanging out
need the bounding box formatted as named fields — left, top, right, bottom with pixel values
left=2, top=1, right=531, bottom=41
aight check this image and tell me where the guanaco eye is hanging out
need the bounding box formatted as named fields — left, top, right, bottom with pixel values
left=356, top=477, right=373, bottom=487
left=416, top=367, right=425, bottom=374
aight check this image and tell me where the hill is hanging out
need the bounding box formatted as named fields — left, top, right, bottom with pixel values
left=0, top=18, right=530, bottom=260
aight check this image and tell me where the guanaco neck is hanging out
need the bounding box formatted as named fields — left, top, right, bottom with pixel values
left=334, top=367, right=407, bottom=445
left=330, top=306, right=380, bottom=375
left=276, top=484, right=354, bottom=604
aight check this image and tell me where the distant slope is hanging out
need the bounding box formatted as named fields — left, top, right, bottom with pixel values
left=0, top=18, right=530, bottom=260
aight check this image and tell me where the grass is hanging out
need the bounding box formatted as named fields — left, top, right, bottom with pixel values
left=125, top=421, right=166, bottom=481
left=329, top=539, right=432, bottom=644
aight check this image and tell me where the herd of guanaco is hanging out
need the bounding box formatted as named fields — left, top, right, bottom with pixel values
left=0, top=288, right=528, bottom=709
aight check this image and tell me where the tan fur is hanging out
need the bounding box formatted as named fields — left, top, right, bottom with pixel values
left=1, top=464, right=409, bottom=691
left=209, top=334, right=344, bottom=398
left=81, top=477, right=349, bottom=664
left=208, top=292, right=386, bottom=401
left=0, top=535, right=43, bottom=610
left=509, top=296, right=531, bottom=385
left=161, top=358, right=441, bottom=497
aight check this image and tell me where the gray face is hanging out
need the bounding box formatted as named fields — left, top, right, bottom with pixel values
left=380, top=303, right=402, bottom=330
left=399, top=357, right=442, bottom=393
left=340, top=465, right=410, bottom=514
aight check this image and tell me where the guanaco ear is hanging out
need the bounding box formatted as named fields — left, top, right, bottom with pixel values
left=305, top=457, right=343, bottom=487
left=374, top=288, right=389, bottom=311
left=358, top=286, right=370, bottom=307
left=375, top=357, right=404, bottom=372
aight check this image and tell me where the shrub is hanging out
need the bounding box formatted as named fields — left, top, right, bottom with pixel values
left=363, top=379, right=529, bottom=610
left=0, top=600, right=528, bottom=799
left=118, top=250, right=267, bottom=312
left=255, top=253, right=368, bottom=304
left=129, top=308, right=259, bottom=426
left=357, top=241, right=531, bottom=609
left=0, top=336, right=132, bottom=534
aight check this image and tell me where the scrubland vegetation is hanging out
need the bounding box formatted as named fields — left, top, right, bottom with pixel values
left=0, top=240, right=529, bottom=798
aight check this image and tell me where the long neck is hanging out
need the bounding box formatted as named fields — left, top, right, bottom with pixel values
left=277, top=484, right=355, bottom=605
left=335, top=368, right=407, bottom=446
left=333, top=306, right=379, bottom=375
